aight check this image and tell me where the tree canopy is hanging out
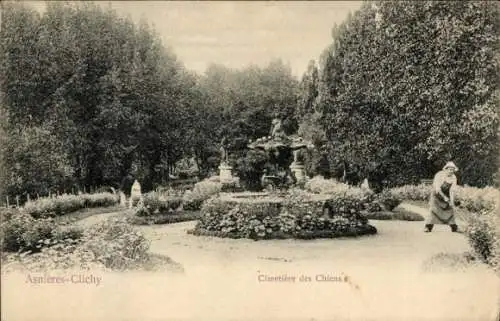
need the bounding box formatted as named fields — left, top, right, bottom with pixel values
left=315, top=0, right=499, bottom=188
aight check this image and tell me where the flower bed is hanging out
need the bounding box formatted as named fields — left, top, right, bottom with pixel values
left=190, top=190, right=376, bottom=240
left=128, top=191, right=200, bottom=225
left=0, top=208, right=83, bottom=253
left=128, top=211, right=200, bottom=225
left=23, top=192, right=120, bottom=218
left=1, top=210, right=160, bottom=272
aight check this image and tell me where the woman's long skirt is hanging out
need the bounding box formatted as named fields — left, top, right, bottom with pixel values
left=427, top=192, right=456, bottom=225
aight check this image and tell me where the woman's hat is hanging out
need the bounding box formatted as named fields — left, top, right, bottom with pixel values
left=443, top=161, right=458, bottom=171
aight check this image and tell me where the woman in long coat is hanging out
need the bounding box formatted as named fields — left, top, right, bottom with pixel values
left=425, top=162, right=459, bottom=232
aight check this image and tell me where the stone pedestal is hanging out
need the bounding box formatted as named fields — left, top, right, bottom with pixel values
left=290, top=162, right=306, bottom=184
left=219, top=164, right=233, bottom=183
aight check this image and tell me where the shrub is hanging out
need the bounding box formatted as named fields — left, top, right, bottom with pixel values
left=303, top=178, right=376, bottom=214
left=2, top=240, right=105, bottom=272
left=465, top=209, right=499, bottom=270
left=234, top=149, right=269, bottom=191
left=82, top=192, right=119, bottom=208
left=375, top=189, right=402, bottom=211
left=363, top=210, right=424, bottom=221
left=389, top=184, right=431, bottom=202
left=182, top=178, right=222, bottom=211
left=0, top=210, right=84, bottom=253
left=23, top=192, right=120, bottom=218
left=304, top=176, right=345, bottom=194
left=0, top=207, right=21, bottom=222
left=128, top=211, right=200, bottom=225
left=83, top=217, right=150, bottom=270
left=193, top=191, right=375, bottom=240
left=1, top=213, right=154, bottom=272
left=142, top=192, right=182, bottom=214
left=455, top=186, right=499, bottom=213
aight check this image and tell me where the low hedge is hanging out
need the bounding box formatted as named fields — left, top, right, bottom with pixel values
left=389, top=184, right=431, bottom=202
left=23, top=192, right=120, bottom=218
left=128, top=211, right=200, bottom=225
left=188, top=224, right=377, bottom=240
left=455, top=186, right=499, bottom=213
left=142, top=192, right=182, bottom=214
left=363, top=210, right=425, bottom=221
left=302, top=177, right=402, bottom=214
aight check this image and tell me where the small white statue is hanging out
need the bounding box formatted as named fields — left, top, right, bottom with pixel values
left=129, top=179, right=142, bottom=209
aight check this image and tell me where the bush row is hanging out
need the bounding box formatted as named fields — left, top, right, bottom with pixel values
left=23, top=192, right=120, bottom=218
left=363, top=210, right=425, bottom=221
left=303, top=177, right=402, bottom=213
left=188, top=225, right=377, bottom=240
left=135, top=176, right=229, bottom=215
left=1, top=208, right=151, bottom=271
left=141, top=191, right=183, bottom=214
left=128, top=212, right=201, bottom=225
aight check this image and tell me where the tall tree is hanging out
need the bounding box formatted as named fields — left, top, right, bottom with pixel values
left=318, top=0, right=499, bottom=188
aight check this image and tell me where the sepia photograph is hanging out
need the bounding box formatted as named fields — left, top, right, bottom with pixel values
left=0, top=1, right=499, bottom=320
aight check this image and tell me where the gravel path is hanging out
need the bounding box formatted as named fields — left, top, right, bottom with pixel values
left=3, top=203, right=498, bottom=321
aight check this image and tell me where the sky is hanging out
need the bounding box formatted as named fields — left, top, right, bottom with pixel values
left=25, top=1, right=362, bottom=78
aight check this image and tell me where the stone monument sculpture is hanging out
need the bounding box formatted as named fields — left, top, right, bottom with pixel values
left=248, top=118, right=313, bottom=188
left=129, top=179, right=142, bottom=209
left=218, top=136, right=233, bottom=183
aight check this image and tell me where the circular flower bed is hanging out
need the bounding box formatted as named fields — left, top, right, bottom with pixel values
left=188, top=190, right=377, bottom=240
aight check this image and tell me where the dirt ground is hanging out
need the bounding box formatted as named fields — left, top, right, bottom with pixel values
left=2, top=204, right=499, bottom=321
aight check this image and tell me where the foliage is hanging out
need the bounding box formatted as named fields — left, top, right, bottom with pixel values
left=389, top=184, right=431, bottom=202
left=0, top=209, right=83, bottom=253
left=304, top=176, right=346, bottom=194
left=83, top=217, right=150, bottom=270
left=375, top=189, right=402, bottom=211
left=363, top=210, right=425, bottom=221
left=233, top=149, right=269, bottom=191
left=181, top=178, right=222, bottom=211
left=465, top=209, right=499, bottom=270
left=3, top=124, right=74, bottom=197
left=0, top=2, right=197, bottom=195
left=141, top=191, right=182, bottom=215
left=23, top=192, right=120, bottom=218
left=2, top=241, right=106, bottom=272
left=455, top=185, right=499, bottom=213
left=318, top=1, right=499, bottom=188
left=389, top=184, right=499, bottom=214
left=1, top=216, right=153, bottom=271
left=303, top=177, right=376, bottom=213
left=128, top=211, right=200, bottom=225
left=193, top=190, right=375, bottom=240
